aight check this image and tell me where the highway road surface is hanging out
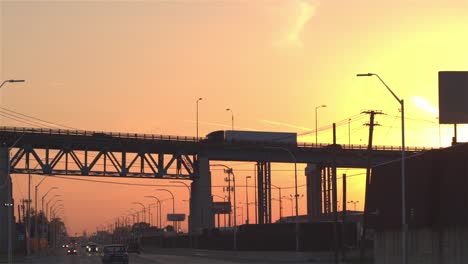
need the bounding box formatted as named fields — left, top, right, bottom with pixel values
left=25, top=249, right=253, bottom=264
left=27, top=254, right=241, bottom=264
left=19, top=247, right=340, bottom=264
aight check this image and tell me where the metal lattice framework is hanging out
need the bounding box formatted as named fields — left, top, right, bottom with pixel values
left=9, top=146, right=197, bottom=179
left=0, top=126, right=430, bottom=178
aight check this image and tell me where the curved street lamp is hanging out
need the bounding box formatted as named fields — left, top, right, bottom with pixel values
left=155, top=189, right=175, bottom=228
left=1, top=78, right=25, bottom=263
left=46, top=195, right=61, bottom=219
left=49, top=200, right=63, bottom=220
left=196, top=98, right=203, bottom=140
left=357, top=72, right=406, bottom=264
left=41, top=187, right=58, bottom=216
left=169, top=181, right=193, bottom=248
left=271, top=184, right=283, bottom=220
left=245, top=176, right=251, bottom=224
left=132, top=202, right=146, bottom=223
left=0, top=79, right=25, bottom=89
left=226, top=108, right=234, bottom=131
left=144, top=196, right=162, bottom=228
left=315, top=105, right=327, bottom=145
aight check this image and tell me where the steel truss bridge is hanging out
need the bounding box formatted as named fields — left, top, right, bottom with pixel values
left=0, top=126, right=435, bottom=229
left=0, top=127, right=431, bottom=179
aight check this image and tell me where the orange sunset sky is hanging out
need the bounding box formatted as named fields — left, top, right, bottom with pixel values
left=1, top=0, right=468, bottom=235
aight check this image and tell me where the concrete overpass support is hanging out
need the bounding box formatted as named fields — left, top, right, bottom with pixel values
left=190, top=156, right=214, bottom=234
left=0, top=147, right=12, bottom=253
left=305, top=163, right=322, bottom=221
left=256, top=162, right=272, bottom=224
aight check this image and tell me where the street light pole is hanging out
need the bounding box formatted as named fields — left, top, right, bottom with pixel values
left=0, top=79, right=25, bottom=89
left=40, top=187, right=57, bottom=251
left=236, top=206, right=243, bottom=225
left=169, top=181, right=192, bottom=248
left=226, top=108, right=234, bottom=131
left=264, top=146, right=299, bottom=251
left=1, top=78, right=25, bottom=264
left=49, top=200, right=62, bottom=220
left=357, top=73, right=406, bottom=264
left=211, top=164, right=237, bottom=250
left=315, top=105, right=327, bottom=145
left=245, top=176, right=251, bottom=224
left=271, top=184, right=282, bottom=221
left=144, top=196, right=161, bottom=228
left=132, top=202, right=146, bottom=223
left=347, top=200, right=359, bottom=211
left=348, top=118, right=351, bottom=146
left=155, top=189, right=175, bottom=229
left=34, top=173, right=51, bottom=245
left=283, top=196, right=294, bottom=216
left=51, top=206, right=64, bottom=219
left=41, top=187, right=58, bottom=219
left=196, top=98, right=203, bottom=141
left=46, top=195, right=61, bottom=220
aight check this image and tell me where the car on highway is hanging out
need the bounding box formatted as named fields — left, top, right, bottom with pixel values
left=86, top=243, right=99, bottom=253
left=126, top=242, right=140, bottom=254
left=102, top=244, right=129, bottom=264
left=66, top=247, right=78, bottom=255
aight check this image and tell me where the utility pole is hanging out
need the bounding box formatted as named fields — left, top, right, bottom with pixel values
left=331, top=123, right=339, bottom=264
left=224, top=172, right=232, bottom=227
left=342, top=173, right=347, bottom=261
left=360, top=110, right=382, bottom=260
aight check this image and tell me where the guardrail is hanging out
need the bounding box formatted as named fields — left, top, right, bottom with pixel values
left=0, top=126, right=433, bottom=152
left=0, top=126, right=199, bottom=142
left=297, top=142, right=434, bottom=152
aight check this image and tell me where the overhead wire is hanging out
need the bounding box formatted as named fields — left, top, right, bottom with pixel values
left=297, top=112, right=367, bottom=137
left=0, top=107, right=79, bottom=130
left=0, top=113, right=49, bottom=128
left=34, top=174, right=308, bottom=190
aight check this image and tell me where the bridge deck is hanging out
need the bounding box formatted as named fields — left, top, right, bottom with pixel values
left=0, top=127, right=432, bottom=178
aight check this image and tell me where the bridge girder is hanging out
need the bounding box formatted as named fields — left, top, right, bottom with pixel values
left=0, top=127, right=428, bottom=178
left=9, top=145, right=197, bottom=179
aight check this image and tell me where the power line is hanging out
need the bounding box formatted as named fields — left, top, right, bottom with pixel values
left=31, top=174, right=307, bottom=190
left=0, top=113, right=49, bottom=128
left=0, top=107, right=79, bottom=130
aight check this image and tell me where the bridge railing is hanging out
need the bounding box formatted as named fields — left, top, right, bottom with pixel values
left=296, top=142, right=434, bottom=152
left=0, top=126, right=199, bottom=142
left=0, top=126, right=433, bottom=151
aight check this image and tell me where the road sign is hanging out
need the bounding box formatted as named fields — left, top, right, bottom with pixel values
left=167, top=213, right=185, bottom=221
left=439, top=71, right=468, bottom=124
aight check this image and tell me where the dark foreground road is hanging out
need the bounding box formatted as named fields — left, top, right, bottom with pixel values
left=26, top=252, right=240, bottom=264
left=5, top=247, right=358, bottom=264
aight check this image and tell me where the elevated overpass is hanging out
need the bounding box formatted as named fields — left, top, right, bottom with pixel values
left=0, top=127, right=431, bottom=236
left=0, top=127, right=429, bottom=178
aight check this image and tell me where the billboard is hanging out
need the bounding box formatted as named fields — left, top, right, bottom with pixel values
left=167, top=213, right=185, bottom=221
left=439, top=71, right=468, bottom=124
left=213, top=201, right=231, bottom=214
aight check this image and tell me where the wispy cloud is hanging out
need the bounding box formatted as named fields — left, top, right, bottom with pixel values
left=261, top=119, right=312, bottom=131
left=278, top=0, right=317, bottom=47
left=411, top=96, right=438, bottom=115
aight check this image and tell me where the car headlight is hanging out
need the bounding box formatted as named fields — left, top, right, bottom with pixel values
left=73, top=249, right=77, bottom=252
left=96, top=248, right=99, bottom=252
